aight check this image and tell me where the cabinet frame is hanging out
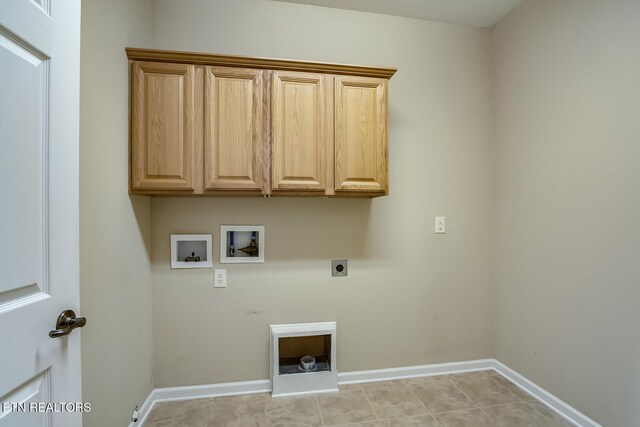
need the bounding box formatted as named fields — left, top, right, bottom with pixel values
left=271, top=71, right=333, bottom=194
left=131, top=61, right=196, bottom=191
left=334, top=76, right=388, bottom=194
left=127, top=48, right=396, bottom=197
left=203, top=66, right=266, bottom=192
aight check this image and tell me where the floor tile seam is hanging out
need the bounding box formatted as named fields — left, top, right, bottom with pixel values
left=260, top=397, right=268, bottom=423
left=446, top=379, right=481, bottom=411
left=448, top=376, right=522, bottom=407
left=382, top=413, right=446, bottom=427
left=477, top=404, right=499, bottom=423
left=360, top=387, right=383, bottom=422
left=325, top=421, right=382, bottom=427
left=489, top=373, right=534, bottom=403
left=361, top=380, right=425, bottom=417
left=315, top=394, right=327, bottom=426
left=522, top=400, right=571, bottom=427
left=427, top=411, right=445, bottom=427
left=405, top=382, right=435, bottom=418
left=429, top=405, right=483, bottom=416
left=475, top=399, right=558, bottom=426
left=477, top=401, right=521, bottom=410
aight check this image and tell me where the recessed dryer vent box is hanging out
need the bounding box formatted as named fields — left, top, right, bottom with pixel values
left=270, top=322, right=337, bottom=398
left=171, top=234, right=213, bottom=269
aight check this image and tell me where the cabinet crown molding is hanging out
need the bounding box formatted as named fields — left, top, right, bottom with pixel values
left=126, top=48, right=397, bottom=79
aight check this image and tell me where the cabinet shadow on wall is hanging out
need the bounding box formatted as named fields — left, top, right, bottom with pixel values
left=130, top=194, right=153, bottom=260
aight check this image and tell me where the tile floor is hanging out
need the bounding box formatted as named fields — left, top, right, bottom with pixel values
left=144, top=370, right=575, bottom=427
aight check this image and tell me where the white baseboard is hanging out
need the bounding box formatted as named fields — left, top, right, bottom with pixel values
left=133, top=359, right=600, bottom=427
left=337, top=359, right=495, bottom=384
left=152, top=379, right=272, bottom=403
left=130, top=379, right=271, bottom=427
left=492, top=360, right=601, bottom=427
left=127, top=387, right=156, bottom=427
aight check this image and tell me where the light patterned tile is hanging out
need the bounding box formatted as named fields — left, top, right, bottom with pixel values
left=409, top=378, right=476, bottom=414
left=361, top=380, right=409, bottom=390
left=145, top=401, right=182, bottom=425
left=527, top=401, right=577, bottom=427
left=332, top=422, right=385, bottom=427
left=449, top=373, right=520, bottom=406
left=483, top=402, right=556, bottom=427
left=434, top=408, right=495, bottom=427
left=209, top=394, right=269, bottom=427
left=145, top=419, right=176, bottom=427
left=381, top=414, right=440, bottom=426
left=487, top=372, right=536, bottom=401
left=339, top=383, right=364, bottom=391
left=143, top=376, right=577, bottom=427
left=363, top=383, right=428, bottom=419
left=317, top=389, right=377, bottom=425
left=402, top=375, right=451, bottom=387
left=265, top=395, right=322, bottom=427
left=455, top=370, right=534, bottom=401
left=145, top=398, right=216, bottom=427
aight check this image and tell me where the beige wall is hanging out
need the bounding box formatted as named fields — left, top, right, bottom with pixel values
left=492, top=1, right=640, bottom=425
left=77, top=1, right=640, bottom=424
left=80, top=0, right=154, bottom=425
left=149, top=0, right=494, bottom=387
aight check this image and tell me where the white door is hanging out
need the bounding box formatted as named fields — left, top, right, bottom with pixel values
left=0, top=0, right=82, bottom=426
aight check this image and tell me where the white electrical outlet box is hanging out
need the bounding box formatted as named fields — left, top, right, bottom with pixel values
left=214, top=269, right=227, bottom=288
left=435, top=217, right=445, bottom=234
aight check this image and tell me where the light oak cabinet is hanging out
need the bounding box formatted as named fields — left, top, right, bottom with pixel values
left=204, top=67, right=266, bottom=192
left=127, top=48, right=396, bottom=197
left=335, top=76, right=388, bottom=194
left=131, top=61, right=195, bottom=191
left=271, top=71, right=332, bottom=193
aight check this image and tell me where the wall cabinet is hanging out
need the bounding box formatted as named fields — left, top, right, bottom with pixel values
left=127, top=48, right=396, bottom=197
left=271, top=71, right=331, bottom=193
left=131, top=61, right=196, bottom=191
left=335, top=76, right=388, bottom=194
left=204, top=67, right=265, bottom=193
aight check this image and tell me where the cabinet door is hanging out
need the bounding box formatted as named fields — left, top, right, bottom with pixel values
left=204, top=67, right=264, bottom=191
left=131, top=61, right=195, bottom=190
left=272, top=71, right=331, bottom=192
left=335, top=76, right=388, bottom=193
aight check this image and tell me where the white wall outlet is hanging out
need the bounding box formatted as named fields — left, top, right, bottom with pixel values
left=435, top=217, right=445, bottom=234
left=214, top=269, right=227, bottom=288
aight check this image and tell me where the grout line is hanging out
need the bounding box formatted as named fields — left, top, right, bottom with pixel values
left=491, top=370, right=536, bottom=403
left=477, top=406, right=497, bottom=422
left=405, top=380, right=434, bottom=417
left=478, top=402, right=519, bottom=410
left=314, top=395, right=326, bottom=426
left=447, top=379, right=481, bottom=412
left=360, top=387, right=382, bottom=422
left=489, top=371, right=530, bottom=402
left=525, top=400, right=574, bottom=426
left=261, top=394, right=268, bottom=426
left=446, top=376, right=510, bottom=422
left=430, top=406, right=480, bottom=415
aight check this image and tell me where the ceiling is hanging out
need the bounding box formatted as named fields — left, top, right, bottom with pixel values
left=269, top=0, right=523, bottom=28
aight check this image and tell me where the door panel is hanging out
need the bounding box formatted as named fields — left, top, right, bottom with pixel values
left=131, top=61, right=195, bottom=190
left=204, top=67, right=264, bottom=191
left=0, top=0, right=82, bottom=426
left=335, top=76, right=388, bottom=193
left=0, top=31, right=46, bottom=299
left=272, top=71, right=331, bottom=191
left=0, top=370, right=51, bottom=427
